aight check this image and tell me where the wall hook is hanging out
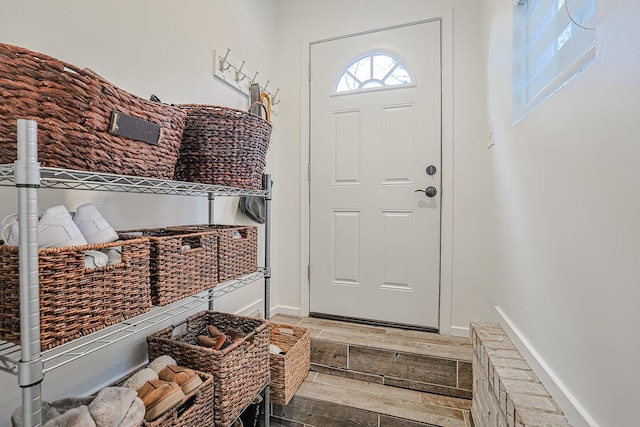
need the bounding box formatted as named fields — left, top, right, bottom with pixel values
left=262, top=80, right=270, bottom=92
left=271, top=88, right=280, bottom=105
left=219, top=48, right=232, bottom=71
left=235, top=60, right=247, bottom=82
left=250, top=71, right=259, bottom=83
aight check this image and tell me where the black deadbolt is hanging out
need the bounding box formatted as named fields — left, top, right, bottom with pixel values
left=426, top=165, right=437, bottom=175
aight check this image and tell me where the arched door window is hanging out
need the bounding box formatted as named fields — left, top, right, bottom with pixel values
left=334, top=52, right=414, bottom=94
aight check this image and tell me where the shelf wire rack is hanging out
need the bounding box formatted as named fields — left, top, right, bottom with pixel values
left=0, top=164, right=268, bottom=197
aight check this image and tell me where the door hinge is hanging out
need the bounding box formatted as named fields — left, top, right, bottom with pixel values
left=307, top=164, right=311, bottom=181
left=307, top=264, right=311, bottom=281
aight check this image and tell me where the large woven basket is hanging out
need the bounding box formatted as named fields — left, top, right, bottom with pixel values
left=0, top=236, right=151, bottom=350
left=146, top=311, right=270, bottom=427
left=168, top=224, right=258, bottom=282
left=269, top=323, right=311, bottom=405
left=174, top=104, right=271, bottom=189
left=0, top=43, right=186, bottom=179
left=119, top=228, right=218, bottom=306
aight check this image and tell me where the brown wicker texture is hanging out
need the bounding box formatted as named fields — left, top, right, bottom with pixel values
left=174, top=104, right=272, bottom=189
left=168, top=225, right=258, bottom=283
left=0, top=236, right=151, bottom=350
left=269, top=323, right=311, bottom=405
left=119, top=228, right=219, bottom=306
left=0, top=43, right=186, bottom=179
left=146, top=311, right=270, bottom=427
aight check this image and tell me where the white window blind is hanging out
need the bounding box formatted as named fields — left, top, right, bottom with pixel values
left=514, top=0, right=596, bottom=121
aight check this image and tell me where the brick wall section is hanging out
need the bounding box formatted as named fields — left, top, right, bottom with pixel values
left=470, top=323, right=572, bottom=427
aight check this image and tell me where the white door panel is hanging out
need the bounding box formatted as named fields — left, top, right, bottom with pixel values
left=310, top=21, right=442, bottom=328
left=332, top=110, right=362, bottom=184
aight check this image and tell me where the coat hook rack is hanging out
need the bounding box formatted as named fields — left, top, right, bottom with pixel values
left=213, top=48, right=280, bottom=108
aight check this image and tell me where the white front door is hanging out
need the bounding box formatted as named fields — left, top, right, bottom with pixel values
left=309, top=21, right=442, bottom=329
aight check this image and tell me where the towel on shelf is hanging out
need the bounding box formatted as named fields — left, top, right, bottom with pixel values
left=11, top=386, right=144, bottom=427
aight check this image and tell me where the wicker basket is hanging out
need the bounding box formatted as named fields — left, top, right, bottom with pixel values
left=0, top=236, right=151, bottom=350
left=168, top=225, right=258, bottom=282
left=146, top=311, right=270, bottom=427
left=119, top=228, right=218, bottom=306
left=269, top=323, right=311, bottom=405
left=174, top=104, right=271, bottom=189
left=115, top=367, right=214, bottom=427
left=0, top=43, right=186, bottom=179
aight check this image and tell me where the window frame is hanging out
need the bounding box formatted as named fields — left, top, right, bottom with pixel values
left=332, top=50, right=416, bottom=96
left=513, top=0, right=597, bottom=124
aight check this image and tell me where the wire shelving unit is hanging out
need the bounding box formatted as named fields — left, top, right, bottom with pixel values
left=0, top=119, right=272, bottom=427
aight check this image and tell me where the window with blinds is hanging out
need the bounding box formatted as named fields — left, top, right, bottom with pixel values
left=513, top=0, right=597, bottom=122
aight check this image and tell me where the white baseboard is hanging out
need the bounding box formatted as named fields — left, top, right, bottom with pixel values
left=270, top=305, right=301, bottom=317
left=236, top=299, right=264, bottom=318
left=450, top=325, right=470, bottom=338
left=494, top=306, right=598, bottom=427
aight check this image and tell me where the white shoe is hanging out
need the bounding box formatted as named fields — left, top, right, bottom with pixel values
left=1, top=214, right=21, bottom=246
left=84, top=250, right=109, bottom=268
left=2, top=207, right=87, bottom=248
left=38, top=205, right=88, bottom=248
left=101, top=246, right=122, bottom=266
left=72, top=203, right=119, bottom=244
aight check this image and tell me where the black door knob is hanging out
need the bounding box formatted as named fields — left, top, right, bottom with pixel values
left=414, top=186, right=437, bottom=197
left=426, top=165, right=437, bottom=175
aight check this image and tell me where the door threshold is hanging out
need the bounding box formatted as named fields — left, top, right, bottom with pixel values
left=309, top=312, right=439, bottom=334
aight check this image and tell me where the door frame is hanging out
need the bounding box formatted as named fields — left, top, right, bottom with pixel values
left=299, top=10, right=457, bottom=335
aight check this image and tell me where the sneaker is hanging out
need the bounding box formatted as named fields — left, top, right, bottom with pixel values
left=38, top=206, right=88, bottom=248
left=1, top=214, right=21, bottom=246
left=158, top=365, right=203, bottom=395
left=72, top=203, right=119, bottom=244
left=2, top=206, right=89, bottom=248
left=84, top=250, right=109, bottom=268
left=137, top=379, right=185, bottom=421
left=1, top=210, right=47, bottom=246
left=101, top=246, right=122, bottom=266
left=2, top=205, right=87, bottom=248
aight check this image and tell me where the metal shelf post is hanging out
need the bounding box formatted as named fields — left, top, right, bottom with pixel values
left=16, top=119, right=43, bottom=427
left=208, top=192, right=216, bottom=312
left=263, top=173, right=272, bottom=427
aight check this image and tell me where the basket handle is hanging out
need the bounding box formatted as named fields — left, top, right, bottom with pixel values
left=249, top=101, right=268, bottom=119
left=260, top=93, right=272, bottom=122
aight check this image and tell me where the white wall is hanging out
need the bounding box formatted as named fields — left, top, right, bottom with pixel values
left=0, top=0, right=278, bottom=423
left=480, top=0, right=640, bottom=425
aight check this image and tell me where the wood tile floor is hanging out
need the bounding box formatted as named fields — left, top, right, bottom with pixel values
left=270, top=314, right=473, bottom=362
left=270, top=314, right=473, bottom=427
